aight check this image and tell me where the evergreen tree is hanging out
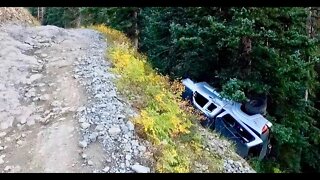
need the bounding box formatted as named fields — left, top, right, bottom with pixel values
left=81, top=7, right=141, bottom=48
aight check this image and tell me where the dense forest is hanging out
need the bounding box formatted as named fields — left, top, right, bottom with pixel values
left=28, top=7, right=320, bottom=173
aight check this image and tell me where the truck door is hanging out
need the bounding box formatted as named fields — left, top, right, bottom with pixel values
left=215, top=112, right=252, bottom=158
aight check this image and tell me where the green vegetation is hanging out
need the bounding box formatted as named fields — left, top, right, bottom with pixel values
left=28, top=7, right=320, bottom=173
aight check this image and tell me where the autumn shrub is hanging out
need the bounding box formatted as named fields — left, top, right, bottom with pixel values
left=91, top=24, right=131, bottom=46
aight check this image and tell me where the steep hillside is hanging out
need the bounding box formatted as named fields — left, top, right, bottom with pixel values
left=0, top=7, right=39, bottom=26
left=93, top=25, right=256, bottom=173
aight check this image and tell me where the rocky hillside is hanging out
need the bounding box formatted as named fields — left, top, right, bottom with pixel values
left=0, top=7, right=39, bottom=26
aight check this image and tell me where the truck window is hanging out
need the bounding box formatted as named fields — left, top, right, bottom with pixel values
left=194, top=92, right=208, bottom=108
left=207, top=103, right=217, bottom=112
left=222, top=114, right=236, bottom=127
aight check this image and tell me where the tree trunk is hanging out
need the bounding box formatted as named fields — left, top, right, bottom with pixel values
left=76, top=8, right=82, bottom=28
left=41, top=7, right=46, bottom=25
left=37, top=7, right=40, bottom=21
left=305, top=7, right=318, bottom=102
left=133, top=8, right=139, bottom=50
left=239, top=36, right=252, bottom=78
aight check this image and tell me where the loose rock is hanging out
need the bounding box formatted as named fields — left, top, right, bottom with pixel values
left=40, top=53, right=48, bottom=58
left=0, top=132, right=7, bottom=138
left=79, top=140, right=88, bottom=148
left=4, top=166, right=12, bottom=172
left=138, top=146, right=146, bottom=152
left=89, top=132, right=99, bottom=142
left=127, top=121, right=134, bottom=131
left=40, top=94, right=50, bottom=101
left=0, top=155, right=5, bottom=165
left=131, top=164, right=150, bottom=173
left=87, top=160, right=94, bottom=166
left=108, top=127, right=121, bottom=136
left=102, top=166, right=110, bottom=172
left=95, top=125, right=104, bottom=131
left=81, top=122, right=90, bottom=129
left=81, top=153, right=88, bottom=159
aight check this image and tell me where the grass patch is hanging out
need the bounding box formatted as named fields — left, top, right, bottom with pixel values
left=91, top=24, right=224, bottom=173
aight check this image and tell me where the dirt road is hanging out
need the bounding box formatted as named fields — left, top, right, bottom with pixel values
left=0, top=24, right=152, bottom=173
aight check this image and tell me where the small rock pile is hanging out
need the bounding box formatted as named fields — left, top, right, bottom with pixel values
left=223, top=159, right=255, bottom=173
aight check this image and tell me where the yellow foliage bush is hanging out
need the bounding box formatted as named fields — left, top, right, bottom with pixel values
left=156, top=144, right=190, bottom=173
left=91, top=24, right=131, bottom=46
left=93, top=24, right=223, bottom=173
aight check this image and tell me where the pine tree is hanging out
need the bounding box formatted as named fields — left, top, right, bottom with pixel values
left=81, top=7, right=141, bottom=49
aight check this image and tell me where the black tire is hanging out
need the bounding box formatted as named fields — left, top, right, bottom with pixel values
left=201, top=117, right=215, bottom=130
left=244, top=97, right=267, bottom=115
left=209, top=120, right=215, bottom=130
left=200, top=118, right=209, bottom=127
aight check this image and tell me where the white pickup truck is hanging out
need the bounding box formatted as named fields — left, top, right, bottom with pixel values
left=182, top=78, right=272, bottom=160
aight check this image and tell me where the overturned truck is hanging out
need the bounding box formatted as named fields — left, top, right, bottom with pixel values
left=182, top=78, right=272, bottom=160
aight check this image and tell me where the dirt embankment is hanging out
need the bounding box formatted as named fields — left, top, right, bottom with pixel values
left=0, top=7, right=39, bottom=26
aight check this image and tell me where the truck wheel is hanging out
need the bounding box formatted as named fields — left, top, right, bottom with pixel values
left=209, top=120, right=215, bottom=130
left=200, top=118, right=209, bottom=128
left=244, top=97, right=267, bottom=115
left=201, top=117, right=215, bottom=130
